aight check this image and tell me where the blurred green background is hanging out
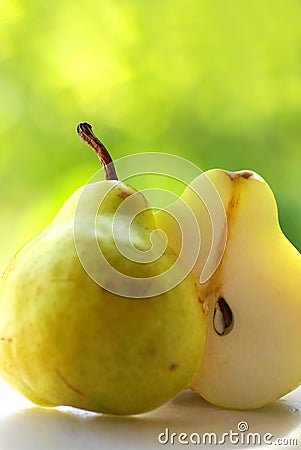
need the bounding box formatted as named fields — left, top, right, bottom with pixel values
left=0, top=0, right=300, bottom=272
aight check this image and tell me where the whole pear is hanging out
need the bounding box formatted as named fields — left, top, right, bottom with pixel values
left=156, top=168, right=301, bottom=409
left=0, top=123, right=206, bottom=415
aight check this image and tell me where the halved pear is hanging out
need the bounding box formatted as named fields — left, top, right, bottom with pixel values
left=156, top=169, right=301, bottom=409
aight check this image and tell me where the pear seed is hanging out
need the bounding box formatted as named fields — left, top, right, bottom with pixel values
left=213, top=298, right=233, bottom=336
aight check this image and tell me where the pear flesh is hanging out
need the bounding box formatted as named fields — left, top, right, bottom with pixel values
left=156, top=169, right=301, bottom=409
left=0, top=126, right=206, bottom=415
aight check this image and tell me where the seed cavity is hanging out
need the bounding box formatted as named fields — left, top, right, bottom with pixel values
left=213, top=297, right=233, bottom=336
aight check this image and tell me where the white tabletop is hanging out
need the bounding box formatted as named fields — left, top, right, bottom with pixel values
left=0, top=378, right=300, bottom=449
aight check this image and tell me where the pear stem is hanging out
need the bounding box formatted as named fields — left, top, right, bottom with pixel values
left=77, top=122, right=118, bottom=180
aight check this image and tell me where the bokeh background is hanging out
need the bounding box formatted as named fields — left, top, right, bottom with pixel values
left=1, top=0, right=300, bottom=272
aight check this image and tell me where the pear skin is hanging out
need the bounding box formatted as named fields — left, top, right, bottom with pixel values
left=0, top=124, right=206, bottom=415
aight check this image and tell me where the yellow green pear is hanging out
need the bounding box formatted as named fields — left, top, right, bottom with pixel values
left=156, top=168, right=301, bottom=409
left=0, top=123, right=206, bottom=415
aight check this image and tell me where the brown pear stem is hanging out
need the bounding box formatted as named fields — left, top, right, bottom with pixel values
left=77, top=122, right=118, bottom=180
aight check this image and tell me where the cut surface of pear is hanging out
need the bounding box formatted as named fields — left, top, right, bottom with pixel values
left=156, top=169, right=301, bottom=409
left=0, top=124, right=206, bottom=415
